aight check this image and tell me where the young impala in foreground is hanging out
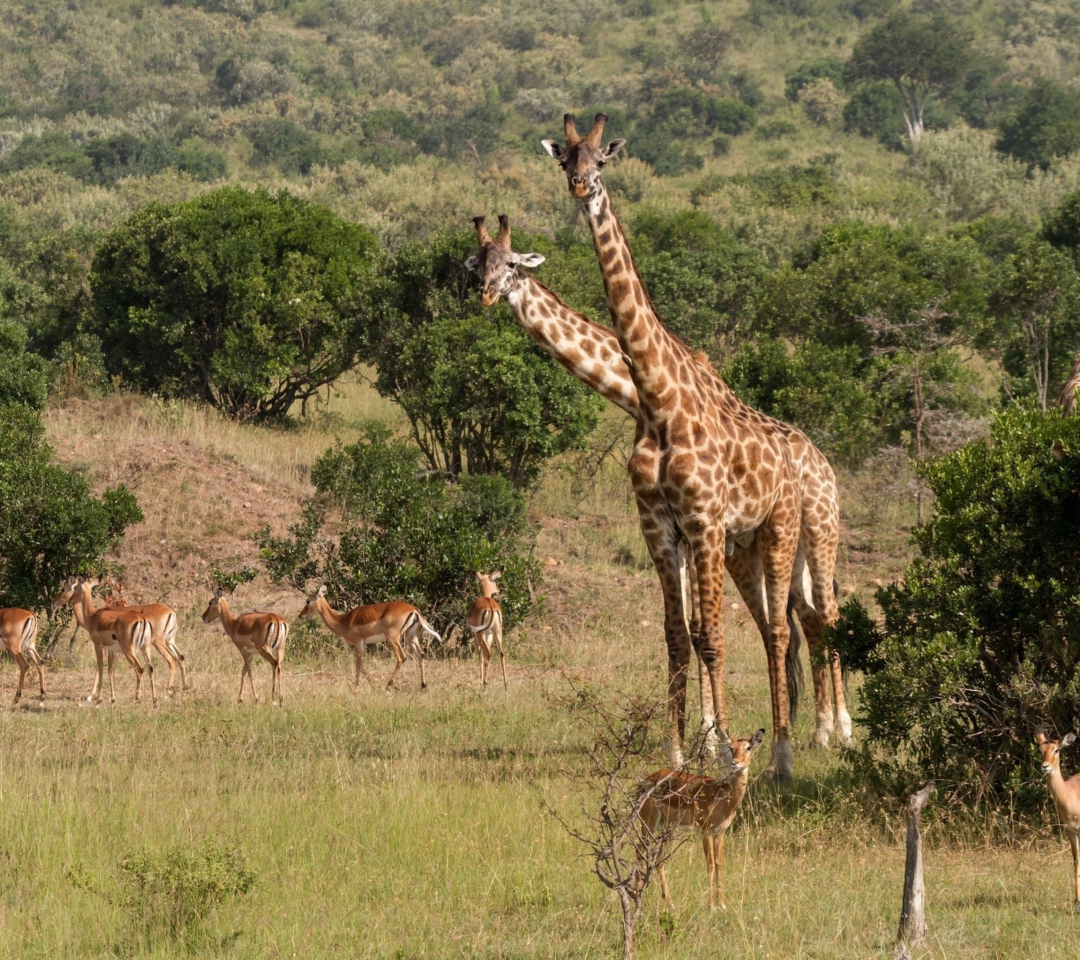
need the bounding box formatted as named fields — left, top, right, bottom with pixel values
left=298, top=585, right=439, bottom=690
left=0, top=607, right=45, bottom=705
left=466, top=571, right=505, bottom=689
left=640, top=728, right=766, bottom=910
left=202, top=588, right=287, bottom=705
left=1036, top=729, right=1080, bottom=913
left=53, top=576, right=188, bottom=695
left=57, top=579, right=154, bottom=703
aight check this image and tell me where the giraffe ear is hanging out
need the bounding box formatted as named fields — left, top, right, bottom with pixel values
left=541, top=139, right=565, bottom=161
left=464, top=255, right=479, bottom=273
left=601, top=139, right=627, bottom=161
left=513, top=253, right=545, bottom=269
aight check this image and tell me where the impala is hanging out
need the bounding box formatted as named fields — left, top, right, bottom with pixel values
left=298, top=585, right=439, bottom=690
left=1036, top=729, right=1080, bottom=913
left=0, top=607, right=45, bottom=705
left=466, top=571, right=505, bottom=689
left=202, top=588, right=287, bottom=705
left=56, top=578, right=154, bottom=703
left=640, top=728, right=765, bottom=910
left=53, top=577, right=187, bottom=695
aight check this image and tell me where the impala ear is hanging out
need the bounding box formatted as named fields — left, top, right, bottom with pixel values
left=464, top=255, right=479, bottom=273
left=317, top=584, right=328, bottom=598
left=1036, top=729, right=1048, bottom=745
left=513, top=253, right=545, bottom=269
left=541, top=139, right=565, bottom=161
left=749, top=728, right=766, bottom=749
left=491, top=571, right=502, bottom=580
left=214, top=587, right=224, bottom=599
left=1063, top=732, right=1077, bottom=748
left=475, top=571, right=482, bottom=581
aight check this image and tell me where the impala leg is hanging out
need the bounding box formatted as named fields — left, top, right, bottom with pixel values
left=414, top=641, right=427, bottom=691
left=246, top=653, right=259, bottom=704
left=352, top=643, right=377, bottom=690
left=384, top=636, right=405, bottom=690
left=107, top=650, right=117, bottom=704
left=256, top=648, right=279, bottom=704
left=494, top=630, right=507, bottom=691
left=713, top=833, right=726, bottom=911
left=167, top=636, right=188, bottom=691
left=89, top=643, right=104, bottom=703
left=703, top=831, right=715, bottom=910
left=1071, top=829, right=1080, bottom=914
left=154, top=639, right=177, bottom=695
left=478, top=636, right=489, bottom=688
left=237, top=655, right=248, bottom=704
left=32, top=651, right=44, bottom=706
left=122, top=647, right=143, bottom=702
left=141, top=642, right=156, bottom=705
left=12, top=652, right=27, bottom=704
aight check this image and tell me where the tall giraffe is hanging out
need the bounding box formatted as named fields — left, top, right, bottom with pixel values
left=543, top=114, right=847, bottom=777
left=465, top=214, right=852, bottom=750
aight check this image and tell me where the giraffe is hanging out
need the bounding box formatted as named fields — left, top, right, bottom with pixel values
left=465, top=214, right=852, bottom=752
left=542, top=114, right=848, bottom=778
left=1056, top=351, right=1080, bottom=414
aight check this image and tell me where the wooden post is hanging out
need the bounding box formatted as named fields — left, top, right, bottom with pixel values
left=895, top=781, right=935, bottom=960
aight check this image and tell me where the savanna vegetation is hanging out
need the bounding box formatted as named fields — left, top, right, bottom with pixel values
left=3, top=0, right=1080, bottom=955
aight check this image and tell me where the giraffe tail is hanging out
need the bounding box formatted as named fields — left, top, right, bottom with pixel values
left=785, top=592, right=804, bottom=723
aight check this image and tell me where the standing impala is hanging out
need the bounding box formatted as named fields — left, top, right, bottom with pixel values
left=466, top=571, right=505, bottom=689
left=0, top=607, right=45, bottom=705
left=640, top=728, right=765, bottom=911
left=202, top=588, right=287, bottom=706
left=56, top=578, right=154, bottom=703
left=53, top=576, right=187, bottom=695
left=298, top=585, right=439, bottom=691
left=1036, top=729, right=1080, bottom=913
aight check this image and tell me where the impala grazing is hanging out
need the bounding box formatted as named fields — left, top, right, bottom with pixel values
left=202, top=588, right=287, bottom=705
left=56, top=578, right=154, bottom=703
left=298, top=585, right=439, bottom=691
left=0, top=608, right=45, bottom=705
left=466, top=571, right=506, bottom=689
left=640, top=728, right=765, bottom=911
left=54, top=576, right=188, bottom=696
left=1036, top=729, right=1080, bottom=913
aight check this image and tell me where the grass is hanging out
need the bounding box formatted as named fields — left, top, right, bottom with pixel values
left=16, top=389, right=1079, bottom=957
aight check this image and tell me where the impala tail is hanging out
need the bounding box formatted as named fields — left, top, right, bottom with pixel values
left=268, top=621, right=287, bottom=654
left=163, top=612, right=185, bottom=662
left=22, top=617, right=43, bottom=666
left=417, top=614, right=442, bottom=646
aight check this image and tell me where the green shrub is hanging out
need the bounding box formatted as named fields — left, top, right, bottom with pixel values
left=89, top=186, right=383, bottom=421
left=836, top=405, right=1080, bottom=815
left=997, top=77, right=1080, bottom=171
left=785, top=58, right=848, bottom=101
left=68, top=843, right=255, bottom=949
left=258, top=425, right=539, bottom=634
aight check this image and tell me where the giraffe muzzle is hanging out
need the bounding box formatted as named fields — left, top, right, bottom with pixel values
left=480, top=287, right=500, bottom=307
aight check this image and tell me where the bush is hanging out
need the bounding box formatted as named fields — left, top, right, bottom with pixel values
left=785, top=58, right=847, bottom=101
left=68, top=843, right=255, bottom=949
left=258, top=425, right=539, bottom=634
left=89, top=186, right=383, bottom=421
left=799, top=78, right=843, bottom=126
left=363, top=229, right=602, bottom=487
left=996, top=77, right=1080, bottom=171
left=837, top=406, right=1080, bottom=815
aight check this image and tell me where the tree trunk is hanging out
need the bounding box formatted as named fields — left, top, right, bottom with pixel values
left=895, top=781, right=935, bottom=960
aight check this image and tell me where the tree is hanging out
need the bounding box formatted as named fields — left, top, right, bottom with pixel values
left=89, top=187, right=383, bottom=421
left=363, top=230, right=603, bottom=488
left=997, top=77, right=1080, bottom=171
left=835, top=405, right=1080, bottom=815
left=983, top=238, right=1080, bottom=412
left=0, top=328, right=141, bottom=614
left=258, top=425, right=537, bottom=634
left=849, top=11, right=974, bottom=144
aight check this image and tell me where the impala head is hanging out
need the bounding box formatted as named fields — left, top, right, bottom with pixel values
left=541, top=113, right=626, bottom=200
left=51, top=575, right=79, bottom=612
left=201, top=587, right=231, bottom=624
left=476, top=570, right=502, bottom=599
left=464, top=215, right=545, bottom=308
left=728, top=728, right=767, bottom=773
left=299, top=584, right=328, bottom=619
left=1036, top=729, right=1076, bottom=776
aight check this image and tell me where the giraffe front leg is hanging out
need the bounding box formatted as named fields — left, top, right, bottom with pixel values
left=790, top=549, right=833, bottom=749
left=688, top=520, right=731, bottom=758
left=641, top=516, right=694, bottom=767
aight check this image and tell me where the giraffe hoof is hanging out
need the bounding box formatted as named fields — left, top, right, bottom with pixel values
left=1073, top=901, right=1080, bottom=916
left=810, top=731, right=831, bottom=750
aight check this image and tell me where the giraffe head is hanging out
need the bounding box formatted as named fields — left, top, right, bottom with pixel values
left=541, top=113, right=626, bottom=200
left=464, top=215, right=545, bottom=307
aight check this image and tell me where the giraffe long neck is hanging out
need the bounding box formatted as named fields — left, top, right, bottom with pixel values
left=507, top=275, right=638, bottom=417
left=585, top=183, right=687, bottom=408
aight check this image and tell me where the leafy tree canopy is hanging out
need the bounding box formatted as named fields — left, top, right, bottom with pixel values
left=89, top=186, right=383, bottom=421
left=996, top=77, right=1080, bottom=171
